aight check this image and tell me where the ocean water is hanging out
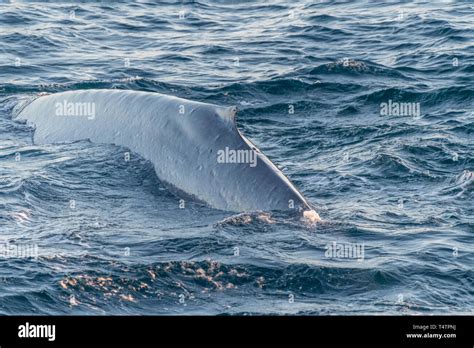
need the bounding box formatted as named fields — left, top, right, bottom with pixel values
left=0, top=1, right=472, bottom=315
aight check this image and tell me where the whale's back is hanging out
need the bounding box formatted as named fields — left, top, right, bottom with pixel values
left=17, top=89, right=314, bottom=214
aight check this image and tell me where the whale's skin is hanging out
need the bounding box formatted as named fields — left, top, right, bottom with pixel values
left=16, top=89, right=316, bottom=215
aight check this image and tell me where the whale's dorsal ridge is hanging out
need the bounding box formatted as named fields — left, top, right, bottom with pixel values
left=216, top=105, right=238, bottom=126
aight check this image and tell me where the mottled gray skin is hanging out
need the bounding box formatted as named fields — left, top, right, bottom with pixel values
left=17, top=89, right=318, bottom=216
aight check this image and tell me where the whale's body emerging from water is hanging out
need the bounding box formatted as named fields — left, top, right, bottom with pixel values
left=16, top=89, right=319, bottom=220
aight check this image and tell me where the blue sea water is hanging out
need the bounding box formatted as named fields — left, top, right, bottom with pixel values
left=0, top=1, right=473, bottom=315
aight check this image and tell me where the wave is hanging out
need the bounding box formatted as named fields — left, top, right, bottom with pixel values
left=3, top=254, right=469, bottom=315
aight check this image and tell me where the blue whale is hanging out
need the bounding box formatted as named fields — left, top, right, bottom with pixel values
left=16, top=89, right=320, bottom=221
